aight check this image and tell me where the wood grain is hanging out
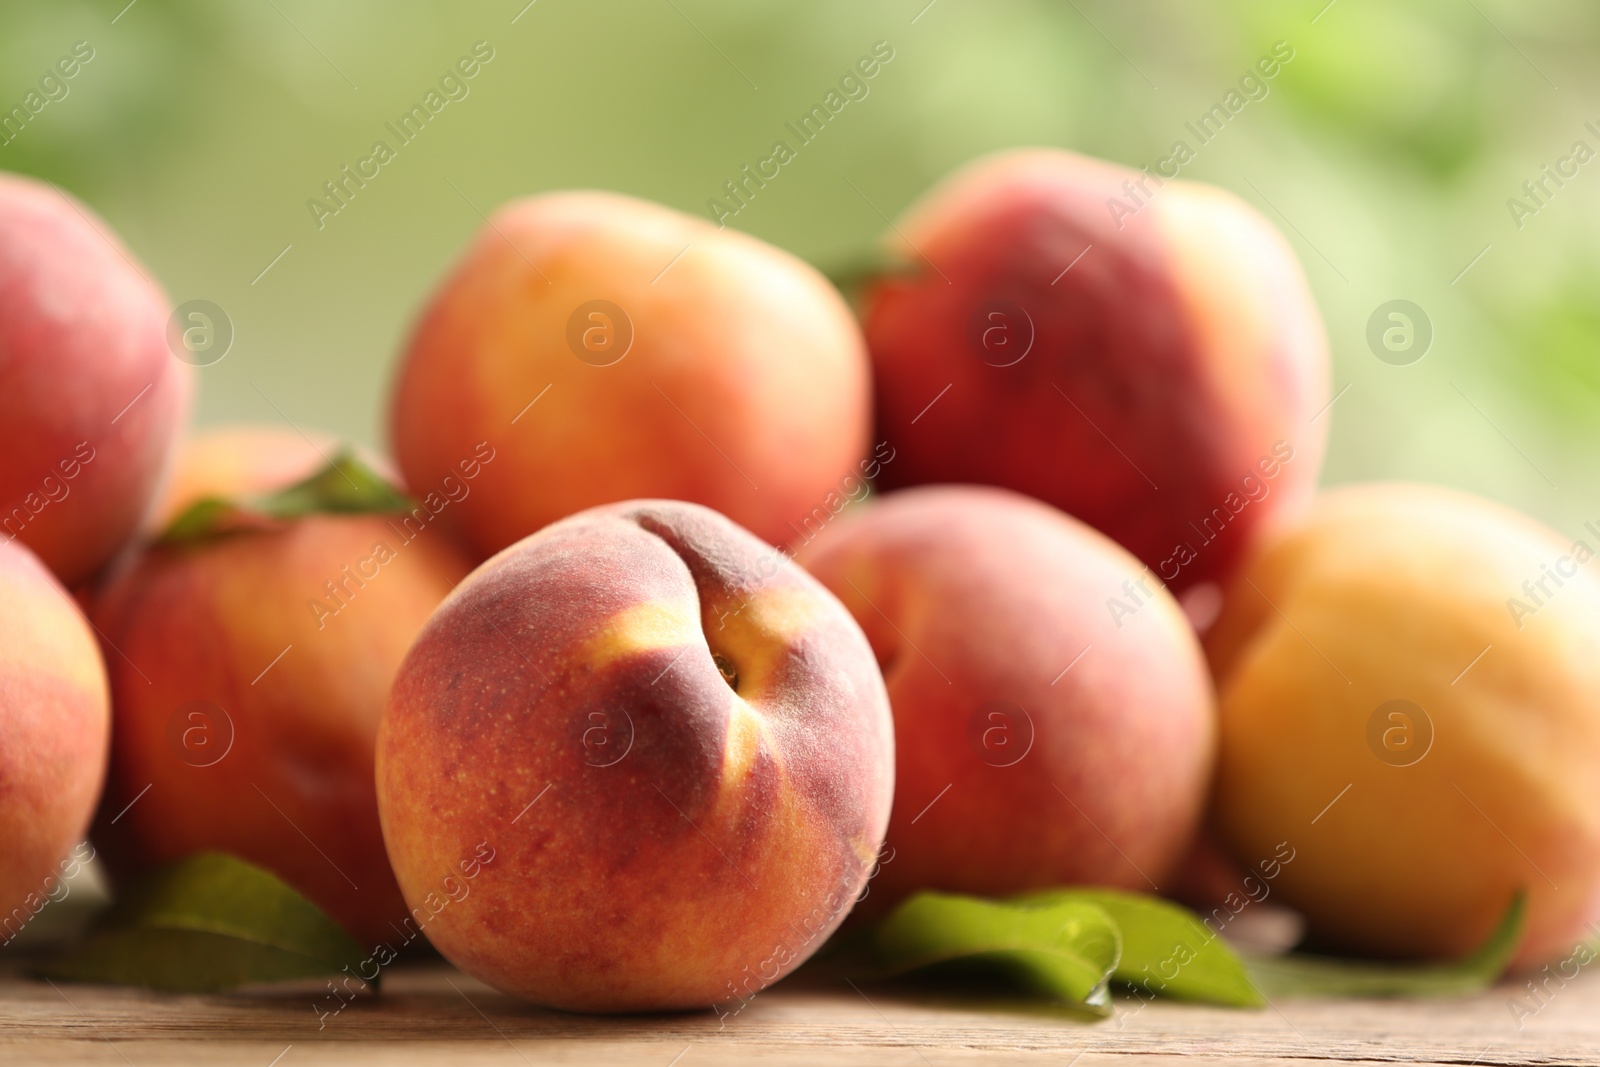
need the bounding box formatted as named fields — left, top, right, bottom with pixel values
left=1, top=961, right=1592, bottom=1066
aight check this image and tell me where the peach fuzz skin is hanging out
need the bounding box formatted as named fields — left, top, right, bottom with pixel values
left=795, top=486, right=1215, bottom=915
left=0, top=172, right=191, bottom=587
left=376, top=500, right=893, bottom=1013
left=389, top=190, right=871, bottom=560
left=0, top=539, right=109, bottom=931
left=861, top=148, right=1327, bottom=593
left=1207, top=483, right=1600, bottom=966
left=89, top=514, right=471, bottom=948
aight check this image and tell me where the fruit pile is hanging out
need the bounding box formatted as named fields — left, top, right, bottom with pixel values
left=3, top=149, right=1597, bottom=1015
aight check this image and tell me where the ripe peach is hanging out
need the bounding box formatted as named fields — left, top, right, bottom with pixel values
left=0, top=172, right=191, bottom=586
left=0, top=539, right=109, bottom=939
left=389, top=190, right=870, bottom=559
left=90, top=510, right=471, bottom=947
left=861, top=149, right=1327, bottom=592
left=376, top=500, right=893, bottom=1012
left=1208, top=483, right=1600, bottom=964
left=794, top=486, right=1214, bottom=914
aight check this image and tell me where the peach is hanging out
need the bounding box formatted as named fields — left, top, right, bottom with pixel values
left=860, top=149, right=1327, bottom=592
left=90, top=502, right=471, bottom=948
left=389, top=190, right=870, bottom=559
left=376, top=499, right=893, bottom=1012
left=1207, top=483, right=1600, bottom=965
left=0, top=539, right=109, bottom=943
left=0, top=172, right=191, bottom=586
left=795, top=486, right=1214, bottom=914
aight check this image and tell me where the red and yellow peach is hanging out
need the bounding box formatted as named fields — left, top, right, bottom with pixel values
left=376, top=499, right=894, bottom=1012
left=860, top=149, right=1327, bottom=593
left=795, top=485, right=1215, bottom=914
left=91, top=497, right=470, bottom=947
left=0, top=539, right=109, bottom=939
left=389, top=191, right=871, bottom=558
left=0, top=172, right=191, bottom=587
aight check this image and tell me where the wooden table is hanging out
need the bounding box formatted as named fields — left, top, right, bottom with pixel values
left=1, top=960, right=1592, bottom=1066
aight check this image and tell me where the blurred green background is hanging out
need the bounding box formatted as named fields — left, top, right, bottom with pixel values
left=3, top=0, right=1597, bottom=534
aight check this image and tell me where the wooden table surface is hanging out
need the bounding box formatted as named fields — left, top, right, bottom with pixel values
left=1, top=959, right=1593, bottom=1066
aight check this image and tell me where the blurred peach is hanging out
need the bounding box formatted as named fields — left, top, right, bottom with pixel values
left=91, top=511, right=470, bottom=947
left=0, top=172, right=191, bottom=586
left=0, top=539, right=108, bottom=935
left=390, top=191, right=871, bottom=558
left=861, top=149, right=1327, bottom=592
left=1209, top=483, right=1600, bottom=965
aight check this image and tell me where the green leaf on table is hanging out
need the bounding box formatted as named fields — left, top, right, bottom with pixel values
left=1243, top=892, right=1526, bottom=999
left=870, top=892, right=1122, bottom=1014
left=1016, top=887, right=1263, bottom=1007
left=160, top=449, right=411, bottom=544
left=34, top=852, right=371, bottom=993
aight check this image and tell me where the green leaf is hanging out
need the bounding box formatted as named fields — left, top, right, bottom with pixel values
left=853, top=888, right=1524, bottom=1013
left=1016, top=888, right=1263, bottom=1007
left=1243, top=892, right=1526, bottom=999
left=160, top=449, right=412, bottom=544
left=34, top=853, right=372, bottom=993
left=870, top=892, right=1122, bottom=1014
